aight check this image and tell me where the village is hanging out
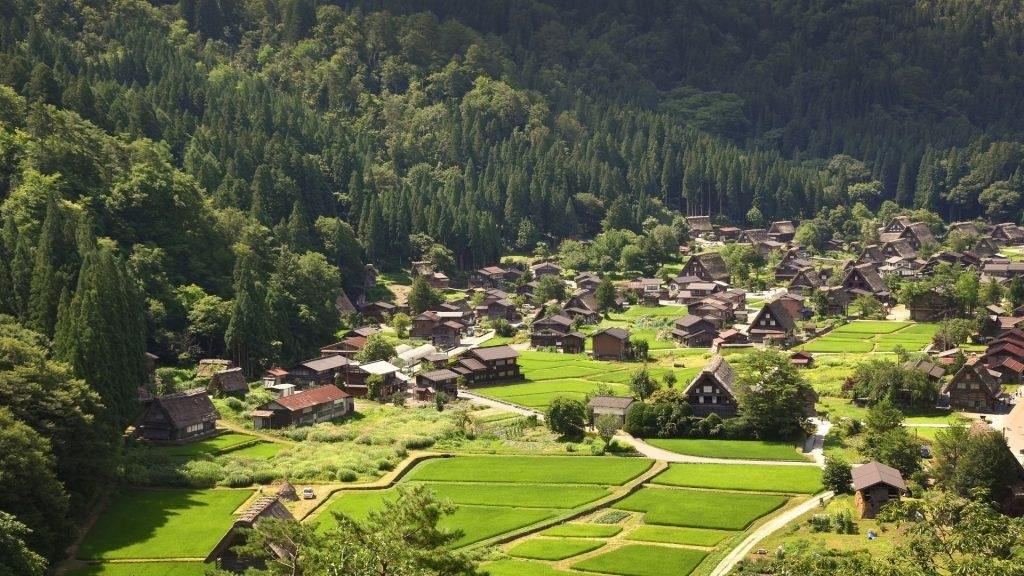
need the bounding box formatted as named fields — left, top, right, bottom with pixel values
left=60, top=214, right=1024, bottom=576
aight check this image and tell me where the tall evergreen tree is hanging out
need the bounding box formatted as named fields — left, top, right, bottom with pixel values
left=28, top=195, right=64, bottom=337
left=225, top=244, right=273, bottom=376
left=54, top=242, right=146, bottom=429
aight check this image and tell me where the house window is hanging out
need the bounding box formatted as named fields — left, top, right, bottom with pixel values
left=698, top=396, right=705, bottom=404
left=703, top=385, right=712, bottom=393
left=185, top=422, right=205, bottom=434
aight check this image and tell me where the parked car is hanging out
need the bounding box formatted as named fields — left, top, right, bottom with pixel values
left=302, top=487, right=316, bottom=499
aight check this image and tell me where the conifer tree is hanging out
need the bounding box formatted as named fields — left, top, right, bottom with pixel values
left=28, top=195, right=64, bottom=337
left=225, top=245, right=273, bottom=376
left=54, top=242, right=146, bottom=428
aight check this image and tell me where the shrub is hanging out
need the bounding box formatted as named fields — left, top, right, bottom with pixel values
left=336, top=469, right=358, bottom=482
left=224, top=397, right=244, bottom=411
left=546, top=396, right=588, bottom=440
left=822, top=456, right=853, bottom=493
left=221, top=471, right=254, bottom=488
left=830, top=510, right=855, bottom=534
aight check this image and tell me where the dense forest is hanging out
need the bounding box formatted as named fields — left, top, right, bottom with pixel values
left=1, top=1, right=1024, bottom=566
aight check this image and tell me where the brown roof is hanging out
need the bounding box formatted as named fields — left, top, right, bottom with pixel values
left=687, top=252, right=729, bottom=281
left=686, top=215, right=714, bottom=232
left=457, top=357, right=487, bottom=372
left=768, top=220, right=796, bottom=235
left=904, top=359, right=944, bottom=379
left=205, top=496, right=294, bottom=563
left=851, top=461, right=906, bottom=491
left=300, top=354, right=350, bottom=372
left=687, top=354, right=737, bottom=395
left=266, top=385, right=348, bottom=412
left=418, top=368, right=459, bottom=382
left=211, top=367, right=248, bottom=394
left=151, top=389, right=220, bottom=427
left=588, top=395, right=635, bottom=410
left=469, top=345, right=519, bottom=361
left=592, top=326, right=631, bottom=340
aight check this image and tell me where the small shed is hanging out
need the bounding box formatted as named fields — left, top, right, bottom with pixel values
left=205, top=496, right=295, bottom=571
left=852, top=461, right=906, bottom=519
left=789, top=350, right=815, bottom=368
left=277, top=480, right=297, bottom=502
left=587, top=395, right=635, bottom=427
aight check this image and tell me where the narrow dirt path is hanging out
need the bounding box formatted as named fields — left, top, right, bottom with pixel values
left=612, top=433, right=821, bottom=467
left=709, top=490, right=834, bottom=576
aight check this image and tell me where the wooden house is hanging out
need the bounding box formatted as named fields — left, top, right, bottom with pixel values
left=948, top=221, right=981, bottom=236
left=205, top=496, right=295, bottom=572
left=852, top=461, right=906, bottom=519
left=790, top=350, right=815, bottom=368
left=346, top=361, right=402, bottom=398
left=562, top=332, right=586, bottom=354
left=591, top=327, right=632, bottom=360
left=671, top=315, right=719, bottom=347
left=209, top=367, right=248, bottom=397
left=898, top=222, right=936, bottom=251
left=361, top=301, right=398, bottom=322
left=878, top=216, right=912, bottom=244
left=476, top=298, right=519, bottom=321
left=141, top=389, right=220, bottom=443
left=196, top=358, right=233, bottom=379
left=945, top=357, right=1002, bottom=411
left=739, top=228, right=769, bottom=244
left=684, top=355, right=738, bottom=417
left=682, top=252, right=730, bottom=283
left=451, top=345, right=521, bottom=384
left=415, top=368, right=460, bottom=399
left=788, top=268, right=823, bottom=295
left=319, top=336, right=366, bottom=358
left=747, top=300, right=797, bottom=343
left=841, top=263, right=890, bottom=299
left=470, top=266, right=508, bottom=288
left=768, top=220, right=796, bottom=242
left=904, top=359, right=945, bottom=380
left=717, top=226, right=741, bottom=240
left=575, top=273, right=602, bottom=292
left=685, top=215, right=715, bottom=238
left=991, top=223, right=1024, bottom=245
left=288, top=355, right=350, bottom=388
left=531, top=262, right=563, bottom=278
left=689, top=297, right=735, bottom=329
left=533, top=314, right=572, bottom=335
left=908, top=289, right=956, bottom=322
left=881, top=239, right=917, bottom=260
left=587, top=396, right=635, bottom=427
left=774, top=252, right=814, bottom=282
left=251, top=385, right=353, bottom=429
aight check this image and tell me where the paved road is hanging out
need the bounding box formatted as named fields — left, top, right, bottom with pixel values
left=709, top=490, right=834, bottom=576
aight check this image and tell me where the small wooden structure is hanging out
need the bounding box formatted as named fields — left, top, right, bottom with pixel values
left=852, top=461, right=906, bottom=519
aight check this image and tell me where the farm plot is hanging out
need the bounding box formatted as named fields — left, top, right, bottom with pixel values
left=542, top=523, right=623, bottom=538
left=159, top=433, right=257, bottom=458
left=508, top=537, right=607, bottom=560
left=405, top=455, right=652, bottom=484
left=478, top=379, right=630, bottom=410
left=484, top=560, right=577, bottom=576
left=218, top=441, right=287, bottom=459
left=571, top=544, right=708, bottom=576
left=613, top=487, right=788, bottom=530
left=315, top=456, right=651, bottom=548
left=78, top=489, right=254, bottom=559
left=799, top=321, right=936, bottom=353
left=642, top=438, right=809, bottom=462
left=651, top=463, right=823, bottom=494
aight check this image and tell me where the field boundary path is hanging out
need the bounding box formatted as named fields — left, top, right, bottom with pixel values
left=460, top=390, right=545, bottom=419
left=708, top=490, right=834, bottom=576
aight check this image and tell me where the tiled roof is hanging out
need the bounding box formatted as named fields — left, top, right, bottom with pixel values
left=267, top=385, right=348, bottom=412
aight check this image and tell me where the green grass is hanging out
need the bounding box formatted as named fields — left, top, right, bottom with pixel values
left=159, top=433, right=256, bottom=458
left=651, top=463, right=823, bottom=494
left=571, top=544, right=708, bottom=576
left=219, top=441, right=287, bottom=459
left=642, top=438, right=809, bottom=462
left=800, top=322, right=938, bottom=353
left=67, top=562, right=209, bottom=576
left=830, top=321, right=910, bottom=334
left=625, top=525, right=733, bottom=547
left=484, top=559, right=578, bottom=576
left=477, top=379, right=630, bottom=410
left=78, top=489, right=254, bottom=559
left=615, top=305, right=689, bottom=321
left=613, top=487, right=788, bottom=530
left=541, top=523, right=623, bottom=538
left=404, top=456, right=652, bottom=485
left=507, top=537, right=606, bottom=560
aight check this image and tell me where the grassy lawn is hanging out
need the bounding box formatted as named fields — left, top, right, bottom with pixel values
left=542, top=523, right=623, bottom=538
left=67, top=562, right=209, bottom=576
left=571, top=544, right=708, bottom=576
left=219, top=441, right=287, bottom=459
left=484, top=560, right=577, bottom=576
left=160, top=433, right=256, bottom=458
left=613, top=487, right=788, bottom=530
left=642, top=438, right=809, bottom=462
left=625, top=525, right=733, bottom=547
left=816, top=397, right=868, bottom=421
left=78, top=489, right=253, bottom=559
left=507, top=537, right=607, bottom=560
left=615, top=305, right=689, bottom=321
left=404, top=456, right=653, bottom=485
left=651, top=464, right=823, bottom=494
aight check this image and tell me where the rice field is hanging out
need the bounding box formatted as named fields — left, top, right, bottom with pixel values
left=507, top=537, right=607, bottom=560
left=799, top=321, right=938, bottom=353
left=613, top=487, right=788, bottom=530
left=571, top=544, right=708, bottom=576
left=650, top=463, right=824, bottom=494
left=642, top=438, right=810, bottom=462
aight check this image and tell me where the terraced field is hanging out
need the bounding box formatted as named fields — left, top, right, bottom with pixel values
left=313, top=455, right=654, bottom=547
left=799, top=321, right=938, bottom=353
left=643, top=438, right=810, bottom=462
left=650, top=463, right=823, bottom=494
